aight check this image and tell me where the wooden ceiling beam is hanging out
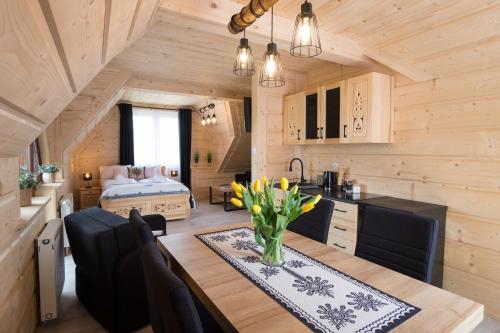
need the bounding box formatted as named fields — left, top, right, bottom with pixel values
left=228, top=0, right=280, bottom=34
left=161, top=0, right=435, bottom=81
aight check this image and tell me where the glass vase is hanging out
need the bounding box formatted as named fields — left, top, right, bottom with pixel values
left=260, top=234, right=285, bottom=267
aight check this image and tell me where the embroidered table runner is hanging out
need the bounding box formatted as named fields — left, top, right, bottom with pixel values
left=196, top=227, right=420, bottom=333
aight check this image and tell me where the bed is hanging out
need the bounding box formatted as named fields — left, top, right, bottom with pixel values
left=98, top=165, right=192, bottom=221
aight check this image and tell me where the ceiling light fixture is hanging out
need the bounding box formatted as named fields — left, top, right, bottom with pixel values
left=259, top=6, right=285, bottom=88
left=233, top=30, right=255, bottom=76
left=290, top=0, right=321, bottom=58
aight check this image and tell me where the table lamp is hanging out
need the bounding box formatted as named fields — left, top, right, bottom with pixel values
left=170, top=170, right=178, bottom=178
left=83, top=172, right=92, bottom=188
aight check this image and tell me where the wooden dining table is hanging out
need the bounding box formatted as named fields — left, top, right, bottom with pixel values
left=157, top=222, right=483, bottom=333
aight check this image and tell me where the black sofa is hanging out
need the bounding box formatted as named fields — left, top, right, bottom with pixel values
left=65, top=207, right=166, bottom=333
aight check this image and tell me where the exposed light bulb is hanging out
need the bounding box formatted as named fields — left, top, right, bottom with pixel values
left=239, top=48, right=249, bottom=64
left=233, top=34, right=255, bottom=76
left=201, top=116, right=206, bottom=126
left=212, top=113, right=217, bottom=124
left=265, top=54, right=277, bottom=77
left=207, top=114, right=211, bottom=124
left=299, top=16, right=312, bottom=45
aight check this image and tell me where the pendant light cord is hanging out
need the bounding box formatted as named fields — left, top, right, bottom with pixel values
left=271, top=6, right=274, bottom=43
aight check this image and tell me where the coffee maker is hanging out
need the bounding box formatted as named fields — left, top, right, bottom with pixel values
left=323, top=171, right=337, bottom=191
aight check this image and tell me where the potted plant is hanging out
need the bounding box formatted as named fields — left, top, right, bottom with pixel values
left=38, top=163, right=59, bottom=183
left=193, top=151, right=200, bottom=164
left=230, top=176, right=321, bottom=266
left=207, top=151, right=212, bottom=164
left=19, top=167, right=37, bottom=207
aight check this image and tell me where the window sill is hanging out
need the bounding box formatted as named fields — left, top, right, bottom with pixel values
left=19, top=196, right=50, bottom=224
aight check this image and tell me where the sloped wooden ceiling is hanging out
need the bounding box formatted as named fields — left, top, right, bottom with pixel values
left=108, top=6, right=340, bottom=99
left=0, top=0, right=160, bottom=157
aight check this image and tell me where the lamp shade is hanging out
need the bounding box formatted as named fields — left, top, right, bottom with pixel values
left=233, top=37, right=255, bottom=76
left=290, top=1, right=322, bottom=57
left=83, top=172, right=92, bottom=181
left=259, top=42, right=285, bottom=88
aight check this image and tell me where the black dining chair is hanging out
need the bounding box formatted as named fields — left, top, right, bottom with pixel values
left=355, top=205, right=439, bottom=283
left=129, top=209, right=221, bottom=333
left=287, top=198, right=334, bottom=244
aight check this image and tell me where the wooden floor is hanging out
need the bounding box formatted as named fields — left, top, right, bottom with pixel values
left=37, top=201, right=499, bottom=333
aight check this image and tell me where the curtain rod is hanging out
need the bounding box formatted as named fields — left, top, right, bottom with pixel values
left=132, top=105, right=192, bottom=111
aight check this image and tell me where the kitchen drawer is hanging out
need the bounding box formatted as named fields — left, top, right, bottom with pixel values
left=330, top=223, right=357, bottom=243
left=332, top=200, right=358, bottom=222
left=328, top=238, right=355, bottom=255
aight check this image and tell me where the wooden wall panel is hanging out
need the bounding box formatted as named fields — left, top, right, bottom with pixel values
left=105, top=0, right=140, bottom=61
left=297, top=67, right=500, bottom=318
left=251, top=71, right=306, bottom=181
left=191, top=101, right=250, bottom=200
left=71, top=106, right=120, bottom=207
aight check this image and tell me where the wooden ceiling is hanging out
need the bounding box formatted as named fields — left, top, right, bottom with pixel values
left=0, top=0, right=159, bottom=157
left=109, top=6, right=339, bottom=98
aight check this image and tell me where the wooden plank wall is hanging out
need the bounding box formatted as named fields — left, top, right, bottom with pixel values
left=300, top=64, right=500, bottom=319
left=251, top=71, right=306, bottom=182
left=71, top=107, right=120, bottom=207
left=0, top=158, right=48, bottom=332
left=191, top=101, right=251, bottom=200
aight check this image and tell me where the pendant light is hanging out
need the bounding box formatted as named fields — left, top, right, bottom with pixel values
left=201, top=115, right=206, bottom=126
left=212, top=110, right=217, bottom=124
left=259, top=6, right=285, bottom=88
left=233, top=30, right=255, bottom=76
left=290, top=0, right=321, bottom=58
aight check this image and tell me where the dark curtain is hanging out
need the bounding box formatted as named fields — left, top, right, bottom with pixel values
left=119, top=103, right=135, bottom=165
left=28, top=139, right=41, bottom=173
left=178, top=108, right=192, bottom=189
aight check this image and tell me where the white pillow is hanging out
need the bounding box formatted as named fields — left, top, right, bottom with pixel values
left=114, top=165, right=129, bottom=178
left=144, top=165, right=162, bottom=179
left=99, top=165, right=115, bottom=180
left=113, top=174, right=137, bottom=185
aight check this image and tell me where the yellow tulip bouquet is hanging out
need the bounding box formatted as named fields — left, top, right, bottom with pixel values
left=230, top=176, right=321, bottom=266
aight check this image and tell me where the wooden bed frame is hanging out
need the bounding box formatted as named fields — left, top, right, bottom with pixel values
left=100, top=193, right=191, bottom=221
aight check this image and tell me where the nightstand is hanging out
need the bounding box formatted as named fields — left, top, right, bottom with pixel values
left=80, top=187, right=101, bottom=209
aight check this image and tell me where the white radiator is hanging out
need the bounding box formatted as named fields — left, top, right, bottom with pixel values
left=59, top=193, right=74, bottom=248
left=37, top=219, right=65, bottom=322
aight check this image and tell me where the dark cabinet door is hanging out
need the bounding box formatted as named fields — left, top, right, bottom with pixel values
left=324, top=87, right=341, bottom=139
left=305, top=92, right=318, bottom=140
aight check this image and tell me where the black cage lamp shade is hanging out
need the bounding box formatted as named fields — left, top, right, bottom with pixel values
left=290, top=1, right=322, bottom=58
left=233, top=31, right=256, bottom=76
left=259, top=42, right=285, bottom=88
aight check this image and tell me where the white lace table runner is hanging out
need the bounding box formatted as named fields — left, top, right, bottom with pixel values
left=196, top=227, right=420, bottom=333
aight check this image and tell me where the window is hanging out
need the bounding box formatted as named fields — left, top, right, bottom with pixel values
left=133, top=107, right=180, bottom=171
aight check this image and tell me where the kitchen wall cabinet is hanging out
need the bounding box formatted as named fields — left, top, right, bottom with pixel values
left=344, top=72, right=392, bottom=143
left=304, top=89, right=320, bottom=144
left=283, top=92, right=305, bottom=144
left=283, top=72, right=392, bottom=145
left=320, top=81, right=345, bottom=144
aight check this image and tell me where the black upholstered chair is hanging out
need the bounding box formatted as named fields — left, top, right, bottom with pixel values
left=287, top=198, right=334, bottom=244
left=64, top=207, right=166, bottom=333
left=355, top=205, right=439, bottom=283
left=129, top=209, right=220, bottom=333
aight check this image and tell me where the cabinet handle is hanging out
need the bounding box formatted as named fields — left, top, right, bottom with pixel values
left=333, top=243, right=346, bottom=249
left=320, top=127, right=324, bottom=139
left=343, top=124, right=347, bottom=138
left=334, top=226, right=347, bottom=231
left=334, top=208, right=348, bottom=213
left=316, top=127, right=320, bottom=139
left=297, top=129, right=301, bottom=141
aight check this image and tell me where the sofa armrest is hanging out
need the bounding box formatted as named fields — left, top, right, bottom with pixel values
left=142, top=214, right=167, bottom=235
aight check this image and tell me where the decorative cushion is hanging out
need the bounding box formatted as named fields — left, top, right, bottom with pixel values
left=144, top=165, right=162, bottom=179
left=128, top=166, right=146, bottom=180
left=160, top=165, right=169, bottom=177
left=114, top=165, right=129, bottom=178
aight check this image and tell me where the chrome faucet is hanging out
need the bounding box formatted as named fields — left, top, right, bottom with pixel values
left=289, top=158, right=306, bottom=183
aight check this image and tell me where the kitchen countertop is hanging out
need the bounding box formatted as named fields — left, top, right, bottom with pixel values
left=299, top=187, right=385, bottom=204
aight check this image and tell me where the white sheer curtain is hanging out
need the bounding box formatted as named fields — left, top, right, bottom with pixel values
left=133, top=107, right=180, bottom=171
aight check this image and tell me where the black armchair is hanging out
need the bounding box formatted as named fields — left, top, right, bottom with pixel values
left=64, top=207, right=166, bottom=333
